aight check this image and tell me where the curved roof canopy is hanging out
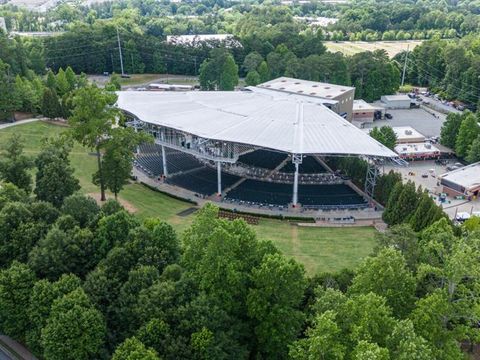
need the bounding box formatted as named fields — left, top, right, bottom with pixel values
left=116, top=89, right=397, bottom=158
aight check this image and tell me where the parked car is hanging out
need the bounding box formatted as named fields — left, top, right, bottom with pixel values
left=385, top=113, right=393, bottom=119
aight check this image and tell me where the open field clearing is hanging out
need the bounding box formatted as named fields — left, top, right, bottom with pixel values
left=0, top=121, right=377, bottom=275
left=325, top=40, right=423, bottom=57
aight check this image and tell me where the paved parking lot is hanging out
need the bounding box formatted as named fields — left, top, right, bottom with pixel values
left=365, top=107, right=446, bottom=138
left=383, top=160, right=480, bottom=219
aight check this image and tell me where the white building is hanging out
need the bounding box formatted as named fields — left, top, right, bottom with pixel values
left=257, top=77, right=355, bottom=121
left=166, top=34, right=240, bottom=48
left=381, top=94, right=411, bottom=109
left=394, top=142, right=440, bottom=160
left=439, top=162, right=480, bottom=198
left=392, top=126, right=426, bottom=144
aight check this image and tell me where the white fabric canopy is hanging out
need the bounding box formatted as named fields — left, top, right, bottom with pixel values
left=116, top=90, right=397, bottom=158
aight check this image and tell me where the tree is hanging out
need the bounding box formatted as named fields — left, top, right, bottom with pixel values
left=257, top=61, right=270, bottom=83
left=199, top=49, right=239, bottom=91
left=440, top=112, right=463, bottom=149
left=96, top=127, right=151, bottom=199
left=0, top=262, right=36, bottom=342
left=245, top=70, right=261, bottom=86
left=349, top=248, right=416, bottom=318
left=242, top=52, right=264, bottom=73
left=0, top=134, right=33, bottom=192
left=112, top=337, right=160, bottom=360
left=61, top=193, right=99, bottom=227
left=42, top=87, right=62, bottom=119
left=46, top=69, right=57, bottom=89
left=351, top=341, right=389, bottom=360
left=247, top=254, right=306, bottom=358
left=386, top=320, right=433, bottom=360
left=41, top=288, right=106, bottom=360
left=35, top=138, right=80, bottom=207
left=375, top=224, right=420, bottom=270
left=56, top=68, right=71, bottom=96
left=455, top=112, right=480, bottom=158
left=28, top=225, right=98, bottom=279
left=466, top=134, right=480, bottom=163
left=105, top=73, right=122, bottom=91
left=410, top=192, right=444, bottom=232
left=383, top=181, right=418, bottom=226
left=26, top=274, right=81, bottom=356
left=0, top=59, right=20, bottom=121
left=289, top=311, right=346, bottom=360
left=369, top=126, right=397, bottom=150
left=69, top=85, right=119, bottom=201
left=65, top=66, right=77, bottom=90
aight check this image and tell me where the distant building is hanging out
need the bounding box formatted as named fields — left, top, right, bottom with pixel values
left=257, top=77, right=355, bottom=121
left=394, top=142, right=440, bottom=160
left=381, top=94, right=411, bottom=109
left=392, top=126, right=426, bottom=144
left=439, top=162, right=480, bottom=198
left=147, top=83, right=194, bottom=91
left=166, top=34, right=240, bottom=48
left=352, top=99, right=383, bottom=123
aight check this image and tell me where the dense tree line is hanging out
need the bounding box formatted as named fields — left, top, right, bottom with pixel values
left=398, top=35, right=480, bottom=106
left=440, top=110, right=480, bottom=162
left=0, top=169, right=478, bottom=359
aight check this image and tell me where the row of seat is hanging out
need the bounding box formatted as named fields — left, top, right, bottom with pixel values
left=166, top=167, right=241, bottom=196
left=225, top=180, right=367, bottom=207
left=218, top=210, right=259, bottom=225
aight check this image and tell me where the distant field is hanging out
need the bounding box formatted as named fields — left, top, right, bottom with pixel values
left=0, top=121, right=377, bottom=275
left=325, top=40, right=423, bottom=57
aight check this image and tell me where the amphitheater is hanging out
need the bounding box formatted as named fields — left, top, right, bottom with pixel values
left=117, top=84, right=402, bottom=219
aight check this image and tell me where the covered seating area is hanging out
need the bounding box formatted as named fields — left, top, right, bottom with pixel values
left=117, top=88, right=398, bottom=211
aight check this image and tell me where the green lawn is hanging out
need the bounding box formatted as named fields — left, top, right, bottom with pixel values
left=0, top=121, right=377, bottom=275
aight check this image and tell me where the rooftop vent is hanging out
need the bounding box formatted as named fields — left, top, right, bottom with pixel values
left=405, top=130, right=413, bottom=135
left=312, top=85, right=318, bottom=88
left=265, top=85, right=271, bottom=88
left=279, top=87, right=285, bottom=90
left=294, top=82, right=301, bottom=85
left=324, top=86, right=331, bottom=90
left=281, top=80, right=287, bottom=82
left=326, top=95, right=333, bottom=98
left=310, top=92, right=316, bottom=95
left=297, top=90, right=303, bottom=93
left=425, top=144, right=432, bottom=149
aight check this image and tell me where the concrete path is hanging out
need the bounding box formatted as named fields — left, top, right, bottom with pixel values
left=0, top=118, right=41, bottom=131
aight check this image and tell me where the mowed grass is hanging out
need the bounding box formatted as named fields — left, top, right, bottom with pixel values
left=325, top=40, right=423, bottom=57
left=0, top=121, right=377, bottom=275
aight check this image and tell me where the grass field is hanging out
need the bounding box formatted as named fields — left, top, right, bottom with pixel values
left=325, top=40, right=423, bottom=57
left=0, top=121, right=377, bottom=274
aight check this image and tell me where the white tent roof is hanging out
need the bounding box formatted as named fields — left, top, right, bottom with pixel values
left=116, top=90, right=397, bottom=157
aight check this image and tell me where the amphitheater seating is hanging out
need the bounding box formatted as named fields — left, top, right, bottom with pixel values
left=225, top=180, right=366, bottom=208
left=298, top=184, right=366, bottom=206
left=280, top=156, right=327, bottom=173
left=226, top=179, right=292, bottom=206
left=167, top=167, right=242, bottom=196
left=135, top=150, right=203, bottom=177
left=238, top=150, right=287, bottom=170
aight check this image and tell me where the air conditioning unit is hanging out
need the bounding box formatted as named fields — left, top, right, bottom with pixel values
left=405, top=130, right=413, bottom=135
left=425, top=144, right=432, bottom=149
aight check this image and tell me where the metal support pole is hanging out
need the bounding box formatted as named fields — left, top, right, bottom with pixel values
left=217, top=161, right=222, bottom=196
left=291, top=154, right=302, bottom=206
left=293, top=162, right=299, bottom=206
left=161, top=145, right=168, bottom=176
left=364, top=160, right=379, bottom=200
left=401, top=45, right=409, bottom=87
left=116, top=27, right=125, bottom=76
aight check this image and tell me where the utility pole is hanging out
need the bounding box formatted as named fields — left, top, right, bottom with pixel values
left=116, top=27, right=125, bottom=76
left=401, top=45, right=409, bottom=87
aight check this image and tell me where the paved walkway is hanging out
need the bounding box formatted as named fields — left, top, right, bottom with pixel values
left=0, top=118, right=41, bottom=130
